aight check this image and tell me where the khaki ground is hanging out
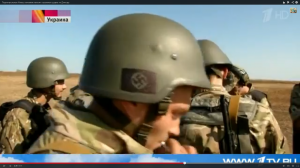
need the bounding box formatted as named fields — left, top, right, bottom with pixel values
left=0, top=71, right=297, bottom=150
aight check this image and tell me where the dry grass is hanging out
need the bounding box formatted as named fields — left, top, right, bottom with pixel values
left=0, top=72, right=297, bottom=150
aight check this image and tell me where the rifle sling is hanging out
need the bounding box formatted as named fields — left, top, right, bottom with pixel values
left=228, top=95, right=252, bottom=154
left=228, top=95, right=240, bottom=128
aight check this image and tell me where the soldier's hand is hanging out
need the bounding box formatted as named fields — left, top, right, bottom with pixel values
left=166, top=138, right=197, bottom=154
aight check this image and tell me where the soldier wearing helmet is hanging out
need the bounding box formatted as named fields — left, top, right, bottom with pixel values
left=26, top=13, right=210, bottom=154
left=179, top=39, right=290, bottom=154
left=0, top=57, right=69, bottom=153
left=225, top=65, right=271, bottom=107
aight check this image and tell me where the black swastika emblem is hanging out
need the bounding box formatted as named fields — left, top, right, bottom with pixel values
left=121, top=68, right=156, bottom=94
left=131, top=72, right=148, bottom=89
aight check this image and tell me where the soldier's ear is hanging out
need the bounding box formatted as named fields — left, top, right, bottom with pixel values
left=222, top=68, right=229, bottom=79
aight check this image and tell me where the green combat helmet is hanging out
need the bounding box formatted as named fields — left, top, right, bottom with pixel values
left=197, top=39, right=232, bottom=77
left=79, top=13, right=211, bottom=145
left=80, top=13, right=211, bottom=103
left=26, top=56, right=69, bottom=99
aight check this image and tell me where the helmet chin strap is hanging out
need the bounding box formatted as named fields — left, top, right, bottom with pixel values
left=92, top=95, right=172, bottom=147
left=135, top=96, right=172, bottom=146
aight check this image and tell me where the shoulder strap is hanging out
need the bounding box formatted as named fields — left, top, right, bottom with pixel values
left=228, top=95, right=241, bottom=128
left=249, top=90, right=272, bottom=107
left=28, top=140, right=96, bottom=154
left=249, top=90, right=264, bottom=101
left=12, top=99, right=36, bottom=113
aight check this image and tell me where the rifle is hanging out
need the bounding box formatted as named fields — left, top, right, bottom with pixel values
left=220, top=95, right=236, bottom=153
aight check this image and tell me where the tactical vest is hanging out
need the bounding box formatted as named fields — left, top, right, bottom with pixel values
left=183, top=91, right=258, bottom=154
left=0, top=100, right=50, bottom=153
left=26, top=101, right=152, bottom=154
left=0, top=100, right=35, bottom=122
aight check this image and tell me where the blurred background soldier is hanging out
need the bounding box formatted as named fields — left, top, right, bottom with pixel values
left=225, top=65, right=271, bottom=107
left=179, top=39, right=290, bottom=154
left=0, top=57, right=69, bottom=153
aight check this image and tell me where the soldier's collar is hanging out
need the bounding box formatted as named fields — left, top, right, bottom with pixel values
left=211, top=84, right=227, bottom=92
left=43, top=103, right=51, bottom=110
left=90, top=98, right=138, bottom=137
left=27, top=89, right=39, bottom=99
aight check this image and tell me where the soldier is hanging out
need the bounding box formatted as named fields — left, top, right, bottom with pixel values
left=179, top=39, right=290, bottom=154
left=26, top=13, right=211, bottom=154
left=225, top=65, right=271, bottom=107
left=0, top=57, right=69, bottom=154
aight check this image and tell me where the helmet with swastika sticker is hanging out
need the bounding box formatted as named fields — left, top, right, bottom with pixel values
left=79, top=13, right=211, bottom=103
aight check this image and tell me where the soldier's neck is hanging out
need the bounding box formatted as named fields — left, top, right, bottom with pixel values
left=113, top=100, right=144, bottom=136
left=91, top=98, right=140, bottom=137
left=34, top=93, right=50, bottom=105
left=209, top=76, right=223, bottom=87
left=239, top=86, right=250, bottom=95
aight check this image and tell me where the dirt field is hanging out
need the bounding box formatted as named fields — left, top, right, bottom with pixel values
left=0, top=71, right=298, bottom=150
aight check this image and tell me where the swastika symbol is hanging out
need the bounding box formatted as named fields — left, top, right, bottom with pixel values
left=131, top=72, right=148, bottom=90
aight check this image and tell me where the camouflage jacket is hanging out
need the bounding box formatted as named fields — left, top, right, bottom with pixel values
left=0, top=89, right=50, bottom=154
left=26, top=95, right=152, bottom=154
left=179, top=85, right=290, bottom=154
left=243, top=84, right=271, bottom=107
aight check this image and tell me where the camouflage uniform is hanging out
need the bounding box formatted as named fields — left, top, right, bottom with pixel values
left=0, top=57, right=69, bottom=154
left=243, top=85, right=271, bottom=107
left=179, top=39, right=290, bottom=154
left=0, top=90, right=50, bottom=154
left=26, top=13, right=210, bottom=154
